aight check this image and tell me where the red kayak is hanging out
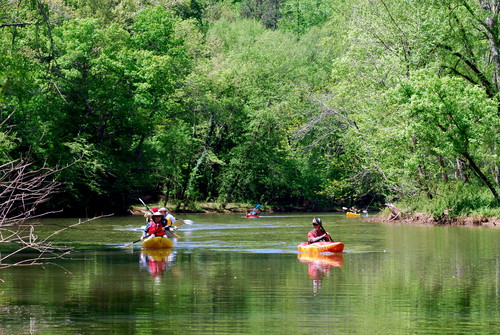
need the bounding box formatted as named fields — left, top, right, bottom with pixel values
left=246, top=214, right=259, bottom=218
left=297, top=241, right=344, bottom=253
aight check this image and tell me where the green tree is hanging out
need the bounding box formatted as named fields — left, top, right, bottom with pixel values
left=395, top=72, right=499, bottom=201
left=278, top=0, right=332, bottom=35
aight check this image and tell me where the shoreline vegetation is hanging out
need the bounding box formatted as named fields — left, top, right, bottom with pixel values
left=130, top=202, right=499, bottom=227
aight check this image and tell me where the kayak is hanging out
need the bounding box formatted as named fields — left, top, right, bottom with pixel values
left=346, top=212, right=361, bottom=217
left=141, top=236, right=173, bottom=249
left=298, top=253, right=344, bottom=267
left=246, top=214, right=259, bottom=218
left=297, top=241, right=344, bottom=253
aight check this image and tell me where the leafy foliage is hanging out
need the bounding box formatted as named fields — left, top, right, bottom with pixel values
left=1, top=0, right=499, bottom=216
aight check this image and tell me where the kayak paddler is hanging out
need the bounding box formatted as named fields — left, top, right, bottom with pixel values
left=248, top=204, right=261, bottom=216
left=308, top=217, right=332, bottom=244
left=141, top=212, right=167, bottom=241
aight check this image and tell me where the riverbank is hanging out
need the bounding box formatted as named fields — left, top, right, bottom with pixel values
left=130, top=202, right=347, bottom=215
left=130, top=202, right=499, bottom=227
left=366, top=204, right=499, bottom=227
left=364, top=214, right=499, bottom=227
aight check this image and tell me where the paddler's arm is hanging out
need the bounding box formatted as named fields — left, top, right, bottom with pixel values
left=141, top=223, right=151, bottom=240
left=308, top=232, right=330, bottom=243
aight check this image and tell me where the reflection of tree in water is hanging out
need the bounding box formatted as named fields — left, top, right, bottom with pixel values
left=298, top=254, right=344, bottom=295
left=139, top=248, right=176, bottom=282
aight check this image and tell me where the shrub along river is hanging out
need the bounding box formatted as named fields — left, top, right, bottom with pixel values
left=0, top=213, right=498, bottom=334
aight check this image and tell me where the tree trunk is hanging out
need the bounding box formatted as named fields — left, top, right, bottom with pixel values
left=385, top=203, right=402, bottom=221
left=461, top=151, right=500, bottom=202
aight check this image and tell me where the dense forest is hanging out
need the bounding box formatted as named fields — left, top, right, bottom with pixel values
left=1, top=0, right=499, bottom=219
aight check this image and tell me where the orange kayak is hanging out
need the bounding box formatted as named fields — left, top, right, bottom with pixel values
left=297, top=241, right=344, bottom=253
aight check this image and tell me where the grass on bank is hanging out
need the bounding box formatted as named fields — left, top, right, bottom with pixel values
left=391, top=183, right=500, bottom=221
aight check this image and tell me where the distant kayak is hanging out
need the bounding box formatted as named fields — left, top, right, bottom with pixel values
left=298, top=241, right=344, bottom=253
left=246, top=214, right=259, bottom=218
left=141, top=236, right=173, bottom=249
left=346, top=212, right=361, bottom=217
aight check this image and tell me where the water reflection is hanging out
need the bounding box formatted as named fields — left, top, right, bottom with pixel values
left=298, top=253, right=344, bottom=294
left=0, top=214, right=496, bottom=334
left=139, top=248, right=176, bottom=281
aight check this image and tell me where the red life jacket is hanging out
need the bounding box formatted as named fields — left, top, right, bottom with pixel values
left=147, top=222, right=165, bottom=236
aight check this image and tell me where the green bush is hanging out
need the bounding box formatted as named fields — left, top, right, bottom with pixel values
left=397, top=182, right=499, bottom=220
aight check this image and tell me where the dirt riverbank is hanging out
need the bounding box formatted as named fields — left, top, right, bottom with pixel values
left=364, top=212, right=499, bottom=227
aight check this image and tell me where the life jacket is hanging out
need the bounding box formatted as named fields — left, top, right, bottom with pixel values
left=161, top=216, right=172, bottom=228
left=147, top=222, right=165, bottom=236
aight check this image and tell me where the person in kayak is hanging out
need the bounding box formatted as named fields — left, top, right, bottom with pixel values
left=143, top=207, right=160, bottom=224
left=308, top=217, right=332, bottom=244
left=141, top=212, right=167, bottom=241
left=158, top=207, right=180, bottom=237
left=158, top=207, right=176, bottom=226
left=248, top=204, right=262, bottom=216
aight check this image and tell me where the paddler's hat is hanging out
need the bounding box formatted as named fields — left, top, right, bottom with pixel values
left=152, top=212, right=163, bottom=217
left=158, top=208, right=168, bottom=212
left=312, top=217, right=321, bottom=226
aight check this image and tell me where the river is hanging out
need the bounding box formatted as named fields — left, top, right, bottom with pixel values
left=0, top=213, right=498, bottom=334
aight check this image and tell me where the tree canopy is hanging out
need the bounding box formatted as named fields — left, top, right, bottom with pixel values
left=1, top=0, right=498, bottom=216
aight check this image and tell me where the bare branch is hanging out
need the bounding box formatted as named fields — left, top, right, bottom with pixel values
left=0, top=22, right=36, bottom=28
left=0, top=158, right=113, bottom=269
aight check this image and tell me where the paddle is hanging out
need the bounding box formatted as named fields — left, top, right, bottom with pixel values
left=124, top=237, right=145, bottom=248
left=139, top=219, right=192, bottom=230
left=316, top=218, right=333, bottom=242
left=139, top=198, right=152, bottom=213
left=167, top=229, right=181, bottom=239
left=165, top=219, right=194, bottom=238
left=362, top=197, right=374, bottom=214
left=173, top=219, right=193, bottom=227
left=248, top=204, right=261, bottom=215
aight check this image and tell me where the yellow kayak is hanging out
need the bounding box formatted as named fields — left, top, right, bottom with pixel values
left=141, top=236, right=173, bottom=249
left=346, top=212, right=361, bottom=217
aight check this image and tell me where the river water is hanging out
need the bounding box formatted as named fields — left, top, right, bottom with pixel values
left=0, top=213, right=498, bottom=334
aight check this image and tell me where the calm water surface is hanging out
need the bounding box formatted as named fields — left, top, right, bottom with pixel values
left=0, top=213, right=498, bottom=334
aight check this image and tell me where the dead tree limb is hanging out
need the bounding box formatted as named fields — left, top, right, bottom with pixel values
left=385, top=203, right=402, bottom=221
left=0, top=158, right=111, bottom=269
